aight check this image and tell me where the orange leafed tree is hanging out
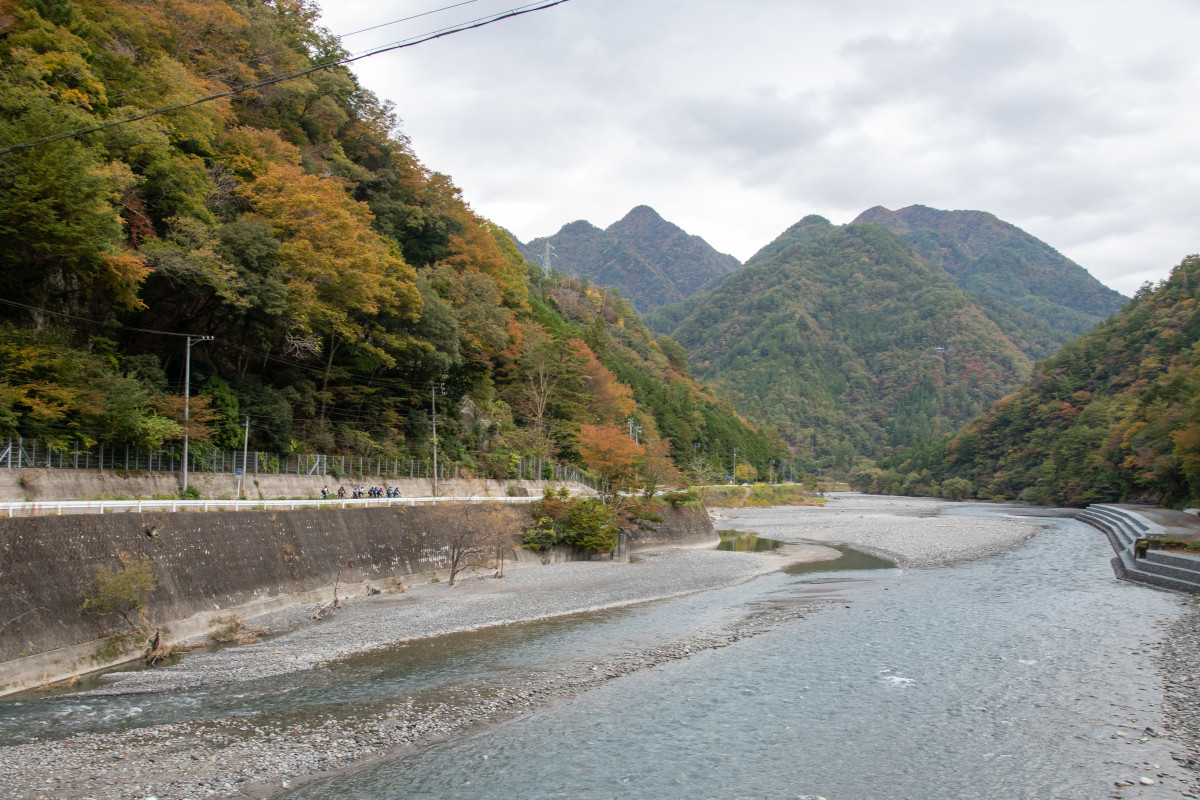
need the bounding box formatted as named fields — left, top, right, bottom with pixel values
left=638, top=438, right=684, bottom=500
left=242, top=161, right=422, bottom=344
left=571, top=339, right=635, bottom=423
left=577, top=423, right=644, bottom=504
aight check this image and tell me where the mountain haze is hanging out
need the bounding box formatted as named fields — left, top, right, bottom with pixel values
left=525, top=206, right=740, bottom=312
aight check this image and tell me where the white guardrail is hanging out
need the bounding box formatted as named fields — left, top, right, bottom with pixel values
left=1, top=495, right=543, bottom=518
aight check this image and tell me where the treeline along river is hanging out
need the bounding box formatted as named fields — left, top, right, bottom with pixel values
left=1, top=497, right=1196, bottom=799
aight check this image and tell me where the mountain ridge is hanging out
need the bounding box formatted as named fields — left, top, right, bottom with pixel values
left=853, top=205, right=1126, bottom=351
left=655, top=218, right=1036, bottom=467
left=524, top=206, right=740, bottom=312
left=869, top=254, right=1200, bottom=508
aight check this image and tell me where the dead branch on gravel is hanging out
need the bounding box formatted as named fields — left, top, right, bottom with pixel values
left=310, top=570, right=343, bottom=619
left=209, top=614, right=271, bottom=645
left=37, top=674, right=80, bottom=692
left=440, top=502, right=497, bottom=586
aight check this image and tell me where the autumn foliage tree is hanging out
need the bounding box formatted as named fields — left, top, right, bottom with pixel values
left=638, top=438, right=684, bottom=500
left=577, top=423, right=644, bottom=504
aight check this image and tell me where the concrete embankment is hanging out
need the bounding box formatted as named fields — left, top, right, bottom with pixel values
left=0, top=498, right=712, bottom=695
left=1079, top=503, right=1200, bottom=593
left=0, top=467, right=575, bottom=503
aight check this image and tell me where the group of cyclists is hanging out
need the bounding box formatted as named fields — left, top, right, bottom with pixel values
left=320, top=485, right=402, bottom=500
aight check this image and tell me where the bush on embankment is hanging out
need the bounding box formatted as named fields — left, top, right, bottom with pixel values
left=696, top=484, right=825, bottom=508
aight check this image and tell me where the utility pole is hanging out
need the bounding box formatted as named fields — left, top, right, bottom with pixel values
left=237, top=416, right=249, bottom=499
left=731, top=447, right=738, bottom=484
left=181, top=335, right=213, bottom=494
left=431, top=381, right=446, bottom=498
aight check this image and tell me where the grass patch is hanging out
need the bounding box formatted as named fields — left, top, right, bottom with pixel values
left=697, top=484, right=826, bottom=508
left=744, top=485, right=826, bottom=507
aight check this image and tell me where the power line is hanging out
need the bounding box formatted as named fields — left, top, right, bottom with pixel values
left=3, top=0, right=488, bottom=129
left=0, top=297, right=198, bottom=339
left=0, top=0, right=572, bottom=156
left=0, top=296, right=443, bottom=395
left=338, top=0, right=484, bottom=39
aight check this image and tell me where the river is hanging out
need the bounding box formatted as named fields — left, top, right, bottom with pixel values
left=281, top=508, right=1190, bottom=800
left=1, top=500, right=1194, bottom=799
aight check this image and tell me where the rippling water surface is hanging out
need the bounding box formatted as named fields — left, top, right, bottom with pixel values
left=281, top=512, right=1188, bottom=800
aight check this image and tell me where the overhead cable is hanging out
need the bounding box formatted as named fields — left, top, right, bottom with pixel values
left=3, top=0, right=487, bottom=128
left=0, top=0, right=572, bottom=156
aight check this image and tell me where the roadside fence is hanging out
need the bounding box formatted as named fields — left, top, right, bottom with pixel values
left=0, top=494, right=549, bottom=518
left=0, top=438, right=596, bottom=491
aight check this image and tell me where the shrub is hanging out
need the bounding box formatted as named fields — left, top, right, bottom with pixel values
left=523, top=515, right=560, bottom=551
left=940, top=477, right=974, bottom=501
left=564, top=498, right=619, bottom=554
left=523, top=494, right=620, bottom=554
left=660, top=489, right=700, bottom=508
left=78, top=554, right=157, bottom=629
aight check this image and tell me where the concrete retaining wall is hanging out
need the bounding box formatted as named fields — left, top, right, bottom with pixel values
left=1, top=467, right=578, bottom=503
left=628, top=504, right=718, bottom=549
left=0, top=500, right=713, bottom=694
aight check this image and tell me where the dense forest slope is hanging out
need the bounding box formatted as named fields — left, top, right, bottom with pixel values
left=854, top=205, right=1127, bottom=358
left=524, top=206, right=740, bottom=313
left=648, top=215, right=1036, bottom=468
left=0, top=0, right=777, bottom=482
left=867, top=255, right=1200, bottom=508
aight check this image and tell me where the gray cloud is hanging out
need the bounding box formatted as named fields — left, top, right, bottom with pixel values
left=321, top=0, right=1200, bottom=296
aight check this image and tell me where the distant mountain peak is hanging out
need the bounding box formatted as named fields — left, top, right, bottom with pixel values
left=607, top=205, right=684, bottom=239
left=657, top=220, right=1035, bottom=463
left=849, top=203, right=1126, bottom=343
left=620, top=204, right=666, bottom=222
left=559, top=219, right=603, bottom=235
left=853, top=205, right=910, bottom=233
left=524, top=207, right=740, bottom=313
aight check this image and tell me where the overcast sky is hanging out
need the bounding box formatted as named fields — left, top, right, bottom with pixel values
left=316, top=0, right=1200, bottom=297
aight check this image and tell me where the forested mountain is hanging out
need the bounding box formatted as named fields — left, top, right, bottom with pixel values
left=0, top=0, right=778, bottom=483
left=866, top=255, right=1200, bottom=508
left=523, top=206, right=740, bottom=313
left=853, top=205, right=1127, bottom=358
left=648, top=216, right=1036, bottom=469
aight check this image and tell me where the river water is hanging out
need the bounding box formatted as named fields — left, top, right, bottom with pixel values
left=2, top=504, right=1193, bottom=799
left=277, top=510, right=1190, bottom=800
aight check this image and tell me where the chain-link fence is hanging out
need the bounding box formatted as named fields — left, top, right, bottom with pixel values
left=0, top=438, right=596, bottom=490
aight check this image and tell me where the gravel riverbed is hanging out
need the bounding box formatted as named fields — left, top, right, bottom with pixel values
left=1157, top=599, right=1200, bottom=781
left=5, top=493, right=1183, bottom=800
left=711, top=492, right=1047, bottom=566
